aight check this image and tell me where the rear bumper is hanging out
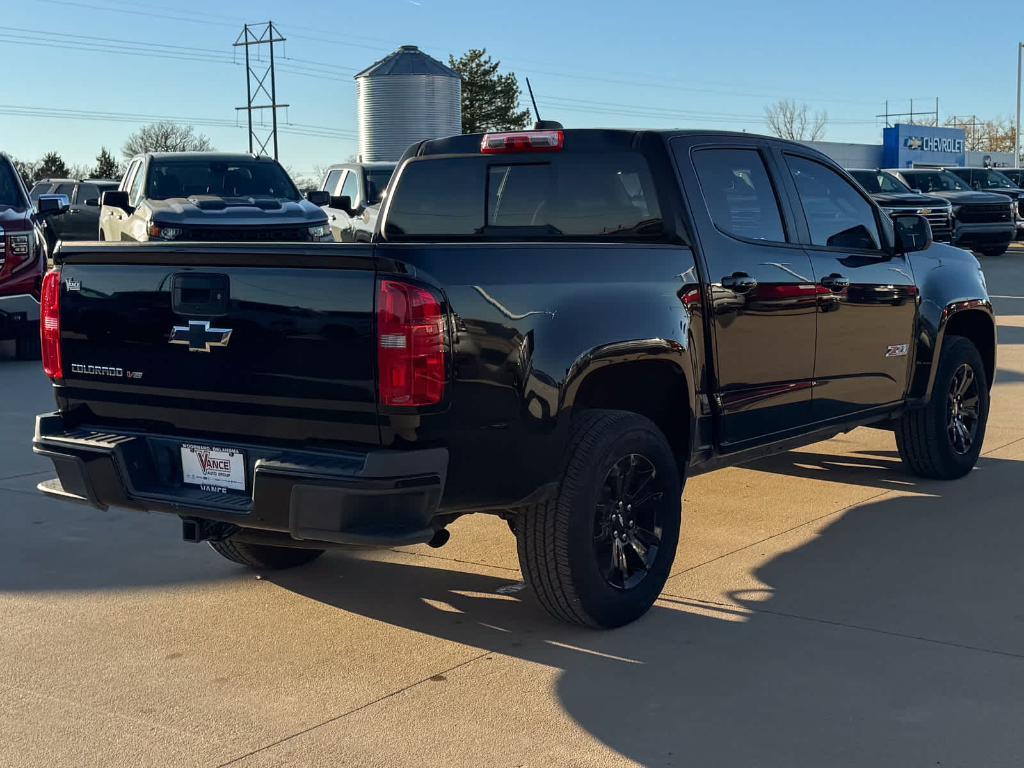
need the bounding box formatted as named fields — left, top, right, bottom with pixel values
left=33, top=412, right=448, bottom=547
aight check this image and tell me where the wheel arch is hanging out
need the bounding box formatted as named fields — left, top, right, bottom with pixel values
left=910, top=300, right=996, bottom=403
left=561, top=341, right=696, bottom=471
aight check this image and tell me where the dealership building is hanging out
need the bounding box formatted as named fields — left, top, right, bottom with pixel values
left=806, top=123, right=1015, bottom=170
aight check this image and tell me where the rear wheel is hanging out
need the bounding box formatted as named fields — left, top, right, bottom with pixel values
left=516, top=410, right=682, bottom=628
left=979, top=247, right=1007, bottom=257
left=209, top=537, right=325, bottom=570
left=896, top=335, right=988, bottom=479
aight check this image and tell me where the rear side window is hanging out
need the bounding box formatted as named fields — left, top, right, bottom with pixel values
left=786, top=155, right=881, bottom=250
left=692, top=148, right=786, bottom=242
left=54, top=182, right=75, bottom=197
left=385, top=152, right=662, bottom=240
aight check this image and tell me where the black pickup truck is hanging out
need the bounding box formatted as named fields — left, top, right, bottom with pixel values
left=33, top=129, right=995, bottom=628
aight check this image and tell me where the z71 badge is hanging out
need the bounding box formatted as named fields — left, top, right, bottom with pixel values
left=885, top=344, right=909, bottom=358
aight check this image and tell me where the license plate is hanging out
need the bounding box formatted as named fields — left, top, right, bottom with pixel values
left=180, top=443, right=246, bottom=492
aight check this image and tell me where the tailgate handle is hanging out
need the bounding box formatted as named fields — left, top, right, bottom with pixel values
left=172, top=273, right=230, bottom=317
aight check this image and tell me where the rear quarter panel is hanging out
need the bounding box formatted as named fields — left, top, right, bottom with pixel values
left=375, top=242, right=702, bottom=511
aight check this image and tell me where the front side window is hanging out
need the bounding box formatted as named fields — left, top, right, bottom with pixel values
left=787, top=155, right=881, bottom=250
left=146, top=160, right=300, bottom=201
left=323, top=169, right=343, bottom=196
left=340, top=171, right=359, bottom=205
left=692, top=148, right=786, bottom=242
left=54, top=182, right=75, bottom=197
left=128, top=164, right=146, bottom=206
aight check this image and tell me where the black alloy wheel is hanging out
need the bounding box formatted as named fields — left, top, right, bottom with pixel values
left=593, top=453, right=665, bottom=590
left=947, top=362, right=980, bottom=455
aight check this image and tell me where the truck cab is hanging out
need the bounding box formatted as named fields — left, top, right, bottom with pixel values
left=318, top=162, right=396, bottom=242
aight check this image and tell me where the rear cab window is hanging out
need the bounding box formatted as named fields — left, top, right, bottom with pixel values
left=383, top=144, right=663, bottom=241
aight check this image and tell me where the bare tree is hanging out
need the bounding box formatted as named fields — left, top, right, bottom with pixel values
left=945, top=116, right=1017, bottom=153
left=122, top=121, right=213, bottom=158
left=764, top=99, right=828, bottom=141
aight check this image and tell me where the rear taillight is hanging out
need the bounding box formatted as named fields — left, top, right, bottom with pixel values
left=377, top=279, right=445, bottom=407
left=480, top=130, right=564, bottom=154
left=40, top=269, right=62, bottom=379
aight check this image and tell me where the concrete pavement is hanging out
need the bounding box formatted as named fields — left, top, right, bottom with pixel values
left=1, top=253, right=1023, bottom=767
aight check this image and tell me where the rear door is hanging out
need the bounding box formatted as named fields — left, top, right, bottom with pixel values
left=672, top=137, right=818, bottom=449
left=778, top=151, right=917, bottom=421
left=67, top=183, right=101, bottom=239
left=57, top=245, right=381, bottom=446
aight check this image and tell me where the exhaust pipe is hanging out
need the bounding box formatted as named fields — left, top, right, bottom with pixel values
left=427, top=527, right=450, bottom=549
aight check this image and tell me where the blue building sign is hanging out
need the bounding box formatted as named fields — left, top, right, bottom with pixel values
left=883, top=123, right=967, bottom=168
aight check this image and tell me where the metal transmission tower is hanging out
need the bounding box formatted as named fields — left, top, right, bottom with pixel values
left=234, top=21, right=288, bottom=159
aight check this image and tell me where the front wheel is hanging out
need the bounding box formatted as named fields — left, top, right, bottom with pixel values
left=896, top=335, right=989, bottom=479
left=979, top=247, right=1008, bottom=257
left=517, top=410, right=682, bottom=628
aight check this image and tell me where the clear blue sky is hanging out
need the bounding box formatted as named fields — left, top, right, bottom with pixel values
left=2, top=0, right=1019, bottom=179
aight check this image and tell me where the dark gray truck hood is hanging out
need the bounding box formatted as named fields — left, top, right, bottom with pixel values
left=144, top=195, right=327, bottom=227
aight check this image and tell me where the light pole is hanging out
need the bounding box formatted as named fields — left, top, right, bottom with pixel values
left=1017, top=43, right=1022, bottom=168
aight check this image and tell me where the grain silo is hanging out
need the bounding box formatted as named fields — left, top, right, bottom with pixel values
left=355, top=45, right=462, bottom=162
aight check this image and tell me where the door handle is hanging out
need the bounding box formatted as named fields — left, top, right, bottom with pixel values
left=721, top=272, right=758, bottom=293
left=820, top=273, right=850, bottom=292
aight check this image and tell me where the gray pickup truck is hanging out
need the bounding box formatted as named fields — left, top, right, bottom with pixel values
left=99, top=152, right=332, bottom=243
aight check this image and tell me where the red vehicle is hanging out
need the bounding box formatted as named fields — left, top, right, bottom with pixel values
left=0, top=153, right=68, bottom=359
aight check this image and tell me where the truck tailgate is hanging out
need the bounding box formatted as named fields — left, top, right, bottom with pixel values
left=54, top=245, right=380, bottom=447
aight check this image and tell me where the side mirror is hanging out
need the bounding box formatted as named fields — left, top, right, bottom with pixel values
left=36, top=194, right=69, bottom=217
left=101, top=189, right=131, bottom=212
left=306, top=190, right=330, bottom=207
left=330, top=195, right=353, bottom=214
left=893, top=213, right=932, bottom=254
left=84, top=198, right=100, bottom=207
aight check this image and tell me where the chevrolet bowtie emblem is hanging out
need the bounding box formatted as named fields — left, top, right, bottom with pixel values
left=169, top=320, right=232, bottom=352
left=905, top=136, right=924, bottom=151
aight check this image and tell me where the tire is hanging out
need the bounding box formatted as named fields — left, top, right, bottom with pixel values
left=979, top=247, right=1007, bottom=257
left=209, top=537, right=325, bottom=570
left=516, top=410, right=682, bottom=628
left=15, top=325, right=41, bottom=360
left=896, top=335, right=989, bottom=480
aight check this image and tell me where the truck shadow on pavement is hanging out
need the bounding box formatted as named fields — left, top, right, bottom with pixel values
left=268, top=453, right=1024, bottom=767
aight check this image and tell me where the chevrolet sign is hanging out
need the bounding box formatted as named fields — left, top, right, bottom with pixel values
left=905, top=135, right=965, bottom=153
